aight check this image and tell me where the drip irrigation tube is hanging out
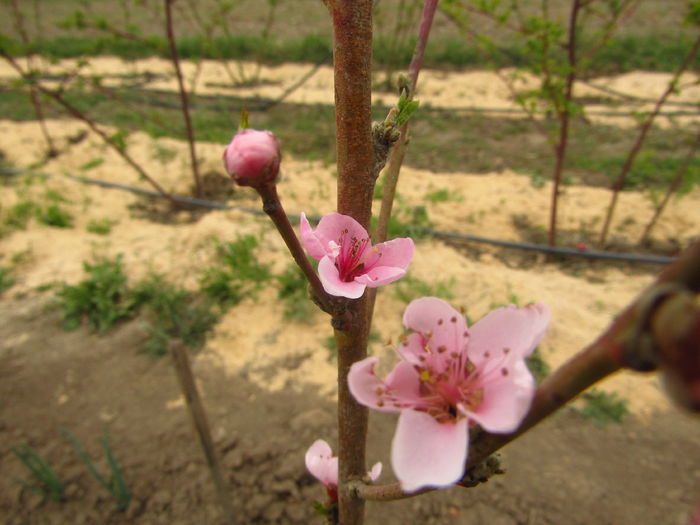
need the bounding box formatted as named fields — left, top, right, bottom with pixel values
left=20, top=73, right=700, bottom=118
left=0, top=167, right=678, bottom=265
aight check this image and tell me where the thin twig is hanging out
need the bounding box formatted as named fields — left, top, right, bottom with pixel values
left=367, top=0, right=438, bottom=333
left=7, top=0, right=57, bottom=157
left=639, top=127, right=700, bottom=244
left=599, top=32, right=700, bottom=247
left=164, top=0, right=202, bottom=196
left=0, top=51, right=175, bottom=202
left=548, top=0, right=581, bottom=246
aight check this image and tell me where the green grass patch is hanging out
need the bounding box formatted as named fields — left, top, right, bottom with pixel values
left=424, top=188, right=462, bottom=204
left=394, top=275, right=456, bottom=304
left=56, top=255, right=136, bottom=332
left=87, top=218, right=115, bottom=235
left=132, top=274, right=218, bottom=356
left=573, top=389, right=629, bottom=426
left=0, top=266, right=17, bottom=296
left=276, top=262, right=318, bottom=323
left=54, top=254, right=220, bottom=354
left=199, top=235, right=271, bottom=307
left=36, top=203, right=73, bottom=228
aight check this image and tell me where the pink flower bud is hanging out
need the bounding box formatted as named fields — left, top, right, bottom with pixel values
left=223, top=129, right=281, bottom=186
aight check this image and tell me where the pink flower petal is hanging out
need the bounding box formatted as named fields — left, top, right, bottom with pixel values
left=318, top=257, right=366, bottom=299
left=392, top=410, right=468, bottom=492
left=395, top=332, right=426, bottom=366
left=363, top=237, right=415, bottom=270
left=299, top=212, right=327, bottom=260
left=305, top=439, right=338, bottom=487
left=313, top=213, right=369, bottom=252
left=468, top=302, right=550, bottom=366
left=223, top=129, right=280, bottom=183
left=463, top=359, right=536, bottom=433
left=402, top=297, right=469, bottom=372
left=368, top=462, right=382, bottom=482
left=348, top=358, right=407, bottom=413
left=354, top=266, right=406, bottom=288
left=384, top=361, right=424, bottom=407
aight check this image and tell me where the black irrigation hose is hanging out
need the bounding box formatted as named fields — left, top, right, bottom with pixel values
left=20, top=71, right=700, bottom=118
left=0, top=167, right=677, bottom=265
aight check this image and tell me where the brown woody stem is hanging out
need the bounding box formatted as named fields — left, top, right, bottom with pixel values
left=599, top=33, right=700, bottom=247
left=0, top=51, right=174, bottom=203
left=329, top=2, right=375, bottom=523
left=164, top=0, right=202, bottom=197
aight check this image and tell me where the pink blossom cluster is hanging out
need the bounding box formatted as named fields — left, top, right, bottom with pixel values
left=349, top=297, right=549, bottom=492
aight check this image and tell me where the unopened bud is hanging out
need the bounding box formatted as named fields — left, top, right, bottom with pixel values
left=223, top=129, right=281, bottom=186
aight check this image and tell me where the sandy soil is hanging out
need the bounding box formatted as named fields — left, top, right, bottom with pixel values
left=0, top=62, right=699, bottom=524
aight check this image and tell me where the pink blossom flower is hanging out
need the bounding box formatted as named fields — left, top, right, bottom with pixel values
left=348, top=297, right=550, bottom=492
left=300, top=212, right=414, bottom=299
left=223, top=129, right=281, bottom=186
left=305, top=439, right=382, bottom=501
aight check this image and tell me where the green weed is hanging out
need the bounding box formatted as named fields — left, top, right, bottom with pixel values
left=79, top=158, right=105, bottom=171
left=276, top=262, right=317, bottom=323
left=574, top=389, right=629, bottom=426
left=526, top=347, right=550, bottom=384
left=200, top=235, right=271, bottom=307
left=3, top=201, right=35, bottom=230
left=11, top=445, right=65, bottom=502
left=0, top=266, right=17, bottom=296
left=424, top=188, right=461, bottom=204
left=86, top=218, right=115, bottom=235
left=55, top=254, right=135, bottom=332
left=62, top=427, right=130, bottom=511
left=36, top=204, right=73, bottom=228
left=132, top=274, right=218, bottom=356
left=394, top=275, right=456, bottom=304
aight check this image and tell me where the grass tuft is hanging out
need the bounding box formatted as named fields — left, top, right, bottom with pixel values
left=56, top=254, right=135, bottom=332
left=573, top=389, right=629, bottom=426
left=199, top=235, right=271, bottom=307
left=11, top=445, right=65, bottom=502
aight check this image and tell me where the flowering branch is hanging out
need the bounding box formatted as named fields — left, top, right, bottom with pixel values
left=329, top=2, right=375, bottom=523
left=353, top=237, right=700, bottom=502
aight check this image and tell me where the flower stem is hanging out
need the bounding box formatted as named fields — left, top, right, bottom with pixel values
left=255, top=182, right=336, bottom=315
